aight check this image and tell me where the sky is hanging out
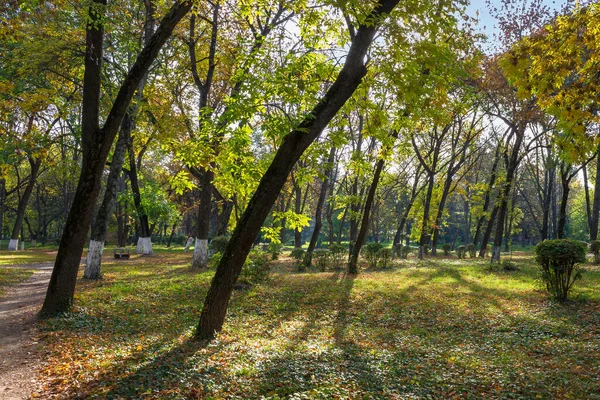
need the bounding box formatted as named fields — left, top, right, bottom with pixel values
left=465, top=0, right=572, bottom=52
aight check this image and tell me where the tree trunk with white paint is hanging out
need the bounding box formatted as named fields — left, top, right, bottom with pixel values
left=84, top=240, right=104, bottom=279
left=8, top=239, right=18, bottom=251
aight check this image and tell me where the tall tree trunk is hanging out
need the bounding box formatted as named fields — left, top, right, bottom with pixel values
left=294, top=181, right=302, bottom=248
left=583, top=165, right=592, bottom=238
left=430, top=177, right=452, bottom=256
left=305, top=146, right=335, bottom=265
left=128, top=139, right=152, bottom=255
left=215, top=197, right=233, bottom=236
left=418, top=173, right=435, bottom=259
left=0, top=178, right=4, bottom=241
left=473, top=145, right=500, bottom=247
left=193, top=169, right=212, bottom=268
left=590, top=148, right=600, bottom=241
left=84, top=116, right=130, bottom=279
left=491, top=129, right=524, bottom=263
left=348, top=156, right=385, bottom=272
left=541, top=164, right=555, bottom=240
left=479, top=205, right=498, bottom=257
left=41, top=0, right=192, bottom=316
left=9, top=157, right=41, bottom=250
left=196, top=0, right=400, bottom=339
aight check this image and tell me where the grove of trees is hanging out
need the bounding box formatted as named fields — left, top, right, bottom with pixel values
left=1, top=0, right=599, bottom=337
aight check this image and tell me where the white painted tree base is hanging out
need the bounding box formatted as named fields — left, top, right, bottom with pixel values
left=192, top=238, right=208, bottom=268
left=20, top=242, right=24, bottom=250
left=84, top=240, right=104, bottom=279
left=140, top=237, right=153, bottom=255
left=136, top=237, right=144, bottom=254
left=184, top=237, right=194, bottom=252
left=7, top=239, right=18, bottom=251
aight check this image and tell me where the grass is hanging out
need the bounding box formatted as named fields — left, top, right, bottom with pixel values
left=32, top=251, right=600, bottom=399
left=0, top=268, right=34, bottom=296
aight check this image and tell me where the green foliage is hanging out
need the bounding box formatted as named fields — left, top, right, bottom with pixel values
left=392, top=243, right=402, bottom=259
left=267, top=242, right=283, bottom=260
left=363, top=242, right=384, bottom=269
left=442, top=243, right=451, bottom=256
left=208, top=236, right=230, bottom=255
left=290, top=247, right=306, bottom=272
left=377, top=248, right=393, bottom=269
left=466, top=243, right=476, bottom=258
left=400, top=245, right=411, bottom=259
left=457, top=245, right=466, bottom=259
left=239, top=249, right=270, bottom=285
left=328, top=243, right=346, bottom=269
left=501, top=260, right=519, bottom=272
left=208, top=252, right=222, bottom=269
left=535, top=239, right=586, bottom=301
left=590, top=240, right=600, bottom=264
left=313, top=249, right=329, bottom=272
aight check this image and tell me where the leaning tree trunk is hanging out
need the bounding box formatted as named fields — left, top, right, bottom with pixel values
left=430, top=177, right=452, bottom=256
left=196, top=0, right=400, bottom=339
left=9, top=157, right=41, bottom=250
left=304, top=146, right=335, bottom=265
left=590, top=148, right=600, bottom=241
left=418, top=173, right=435, bottom=259
left=348, top=133, right=396, bottom=273
left=473, top=145, right=500, bottom=247
left=294, top=180, right=303, bottom=248
left=478, top=205, right=498, bottom=258
left=41, top=1, right=192, bottom=317
left=557, top=168, right=571, bottom=239
left=128, top=139, right=153, bottom=255
left=0, top=178, right=4, bottom=243
left=84, top=117, right=129, bottom=279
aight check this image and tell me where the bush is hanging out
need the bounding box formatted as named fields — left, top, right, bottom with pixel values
left=290, top=247, right=305, bottom=261
left=535, top=239, right=586, bottom=301
left=456, top=245, right=466, bottom=259
left=208, top=251, right=222, bottom=268
left=377, top=248, right=393, bottom=269
left=364, top=242, right=384, bottom=269
left=466, top=243, right=476, bottom=258
left=239, top=249, right=270, bottom=284
left=313, top=249, right=330, bottom=272
left=267, top=242, right=283, bottom=260
left=400, top=245, right=411, bottom=259
left=501, top=260, right=519, bottom=271
left=590, top=240, right=600, bottom=264
left=442, top=243, right=451, bottom=256
left=290, top=247, right=306, bottom=271
left=328, top=244, right=346, bottom=269
left=209, top=236, right=230, bottom=255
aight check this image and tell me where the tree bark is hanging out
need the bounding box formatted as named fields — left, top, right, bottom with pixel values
left=84, top=115, right=130, bottom=279
left=348, top=131, right=398, bottom=273
left=305, top=146, right=335, bottom=265
left=9, top=156, right=41, bottom=250
left=192, top=169, right=212, bottom=268
left=590, top=147, right=600, bottom=241
left=473, top=144, right=500, bottom=247
left=196, top=0, right=400, bottom=339
left=41, top=0, right=192, bottom=316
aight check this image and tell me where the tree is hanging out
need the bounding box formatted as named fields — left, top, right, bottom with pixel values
left=196, top=0, right=402, bottom=339
left=41, top=0, right=192, bottom=316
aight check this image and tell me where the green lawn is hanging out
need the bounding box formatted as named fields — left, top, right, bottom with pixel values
left=35, top=252, right=600, bottom=399
left=0, top=268, right=34, bottom=297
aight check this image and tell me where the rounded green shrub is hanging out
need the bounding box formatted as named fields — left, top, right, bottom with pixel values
left=466, top=243, right=476, bottom=258
left=442, top=243, right=451, bottom=256
left=209, top=236, right=230, bottom=255
left=377, top=248, right=393, bottom=269
left=328, top=243, right=347, bottom=269
left=313, top=249, right=330, bottom=272
left=400, top=245, right=411, bottom=259
left=267, top=242, right=283, bottom=260
left=456, top=245, right=466, bottom=259
left=364, top=242, right=384, bottom=269
left=534, top=239, right=586, bottom=301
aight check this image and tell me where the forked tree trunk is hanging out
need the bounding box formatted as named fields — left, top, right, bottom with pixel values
left=9, top=156, right=41, bottom=251
left=41, top=0, right=192, bottom=316
left=196, top=0, right=400, bottom=339
left=84, top=116, right=129, bottom=279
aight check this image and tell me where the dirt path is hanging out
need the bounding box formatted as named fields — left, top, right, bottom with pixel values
left=0, top=264, right=53, bottom=400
